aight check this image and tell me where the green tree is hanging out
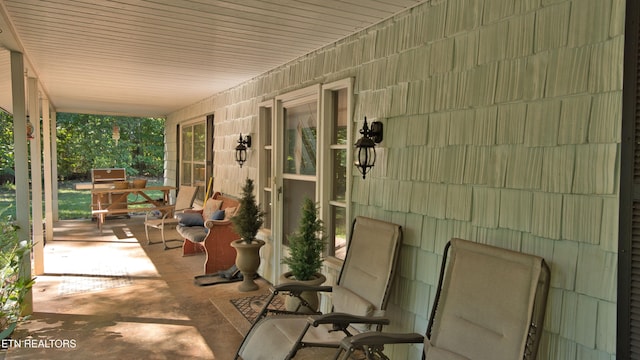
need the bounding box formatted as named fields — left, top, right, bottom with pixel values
left=282, top=198, right=325, bottom=280
left=56, top=114, right=165, bottom=180
left=231, top=178, right=264, bottom=243
left=0, top=112, right=15, bottom=184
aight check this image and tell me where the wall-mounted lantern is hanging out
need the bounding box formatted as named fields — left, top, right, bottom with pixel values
left=354, top=117, right=383, bottom=179
left=235, top=133, right=252, bottom=168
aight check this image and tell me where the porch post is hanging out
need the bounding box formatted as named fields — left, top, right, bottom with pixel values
left=51, top=111, right=59, bottom=221
left=38, top=98, right=53, bottom=275
left=27, top=77, right=44, bottom=276
left=42, top=97, right=53, bottom=270
left=11, top=51, right=32, bottom=314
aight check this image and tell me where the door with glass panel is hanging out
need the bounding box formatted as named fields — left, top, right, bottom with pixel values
left=280, top=96, right=318, bottom=245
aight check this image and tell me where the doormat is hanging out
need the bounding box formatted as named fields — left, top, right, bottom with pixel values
left=230, top=293, right=285, bottom=323
left=58, top=274, right=133, bottom=295
left=57, top=265, right=133, bottom=295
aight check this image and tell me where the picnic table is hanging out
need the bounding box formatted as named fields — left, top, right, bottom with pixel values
left=91, top=186, right=174, bottom=231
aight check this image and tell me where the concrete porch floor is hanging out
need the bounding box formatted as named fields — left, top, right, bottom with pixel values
left=3, top=215, right=272, bottom=360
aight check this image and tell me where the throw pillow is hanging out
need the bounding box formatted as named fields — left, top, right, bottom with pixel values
left=210, top=209, right=225, bottom=221
left=202, top=199, right=223, bottom=220
left=176, top=212, right=204, bottom=227
left=224, top=206, right=237, bottom=220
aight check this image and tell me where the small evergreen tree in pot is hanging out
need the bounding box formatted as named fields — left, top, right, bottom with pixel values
left=282, top=197, right=325, bottom=280
left=230, top=178, right=266, bottom=291
left=231, top=178, right=264, bottom=244
left=280, top=198, right=326, bottom=311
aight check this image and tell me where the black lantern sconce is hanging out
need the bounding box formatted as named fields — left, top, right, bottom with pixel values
left=354, top=117, right=383, bottom=179
left=235, top=133, right=252, bottom=168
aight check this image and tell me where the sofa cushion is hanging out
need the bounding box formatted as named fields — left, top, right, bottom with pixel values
left=176, top=224, right=207, bottom=243
left=203, top=199, right=223, bottom=220
left=210, top=209, right=225, bottom=220
left=176, top=212, right=204, bottom=227
left=224, top=206, right=237, bottom=220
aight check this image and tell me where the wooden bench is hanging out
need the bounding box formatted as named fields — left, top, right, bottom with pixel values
left=176, top=192, right=240, bottom=274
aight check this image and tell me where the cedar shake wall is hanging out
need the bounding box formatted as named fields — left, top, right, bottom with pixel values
left=167, top=0, right=622, bottom=358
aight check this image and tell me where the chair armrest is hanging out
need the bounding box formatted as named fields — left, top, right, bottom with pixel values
left=204, top=219, right=233, bottom=228
left=341, top=331, right=424, bottom=348
left=273, top=283, right=333, bottom=294
left=308, top=312, right=390, bottom=327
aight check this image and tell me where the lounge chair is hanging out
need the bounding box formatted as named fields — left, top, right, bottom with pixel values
left=144, top=185, right=198, bottom=249
left=338, top=238, right=550, bottom=360
left=235, top=216, right=403, bottom=360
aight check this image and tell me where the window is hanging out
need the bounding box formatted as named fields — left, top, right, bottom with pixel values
left=259, top=103, right=273, bottom=230
left=322, top=80, right=352, bottom=260
left=180, top=121, right=207, bottom=201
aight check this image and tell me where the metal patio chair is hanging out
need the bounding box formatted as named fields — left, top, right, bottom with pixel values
left=144, top=185, right=198, bottom=249
left=235, top=216, right=403, bottom=360
left=338, top=238, right=551, bottom=360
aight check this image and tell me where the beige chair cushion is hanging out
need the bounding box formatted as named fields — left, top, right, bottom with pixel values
left=333, top=286, right=375, bottom=332
left=427, top=238, right=542, bottom=360
left=339, top=217, right=401, bottom=312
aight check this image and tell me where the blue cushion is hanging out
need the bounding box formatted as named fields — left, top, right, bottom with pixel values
left=210, top=209, right=225, bottom=221
left=175, top=212, right=204, bottom=226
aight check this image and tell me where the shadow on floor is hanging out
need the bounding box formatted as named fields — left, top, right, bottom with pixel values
left=3, top=216, right=271, bottom=360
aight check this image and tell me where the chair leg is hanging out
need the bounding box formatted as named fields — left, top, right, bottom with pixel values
left=161, top=226, right=182, bottom=250
left=146, top=225, right=163, bottom=246
left=145, top=225, right=152, bottom=245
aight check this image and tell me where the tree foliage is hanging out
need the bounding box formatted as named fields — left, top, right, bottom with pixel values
left=0, top=111, right=165, bottom=183
left=56, top=113, right=165, bottom=180
left=282, top=198, right=325, bottom=281
left=231, top=178, right=264, bottom=243
left=0, top=112, right=15, bottom=184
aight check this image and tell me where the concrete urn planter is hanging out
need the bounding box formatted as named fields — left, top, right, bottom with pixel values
left=279, top=271, right=327, bottom=313
left=231, top=239, right=265, bottom=292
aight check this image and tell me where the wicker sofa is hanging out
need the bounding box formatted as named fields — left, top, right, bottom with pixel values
left=176, top=192, right=240, bottom=274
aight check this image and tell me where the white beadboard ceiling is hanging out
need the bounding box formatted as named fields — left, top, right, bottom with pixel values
left=0, top=0, right=426, bottom=117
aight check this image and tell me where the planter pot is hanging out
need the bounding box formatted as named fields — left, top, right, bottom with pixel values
left=132, top=179, right=147, bottom=188
left=231, top=239, right=265, bottom=292
left=279, top=271, right=327, bottom=313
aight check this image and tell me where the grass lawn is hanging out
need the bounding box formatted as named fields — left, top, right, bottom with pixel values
left=0, top=179, right=165, bottom=221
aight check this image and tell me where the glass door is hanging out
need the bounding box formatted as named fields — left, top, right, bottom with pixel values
left=281, top=100, right=318, bottom=244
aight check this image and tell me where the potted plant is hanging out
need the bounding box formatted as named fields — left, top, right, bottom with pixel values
left=280, top=197, right=326, bottom=312
left=0, top=220, right=34, bottom=339
left=231, top=178, right=265, bottom=292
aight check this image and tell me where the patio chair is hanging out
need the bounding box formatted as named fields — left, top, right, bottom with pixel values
left=338, top=238, right=551, bottom=360
left=144, top=185, right=198, bottom=249
left=235, top=216, right=403, bottom=360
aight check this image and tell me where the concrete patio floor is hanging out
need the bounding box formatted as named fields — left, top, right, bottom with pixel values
left=2, top=215, right=272, bottom=360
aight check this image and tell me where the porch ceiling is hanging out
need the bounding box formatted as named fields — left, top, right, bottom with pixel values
left=0, top=0, right=426, bottom=117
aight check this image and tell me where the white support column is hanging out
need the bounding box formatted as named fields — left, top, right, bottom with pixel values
left=42, top=98, right=54, bottom=253
left=28, top=77, right=44, bottom=276
left=11, top=51, right=32, bottom=314
left=51, top=111, right=59, bottom=221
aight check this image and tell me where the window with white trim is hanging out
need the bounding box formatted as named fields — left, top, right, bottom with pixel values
left=180, top=121, right=207, bottom=201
